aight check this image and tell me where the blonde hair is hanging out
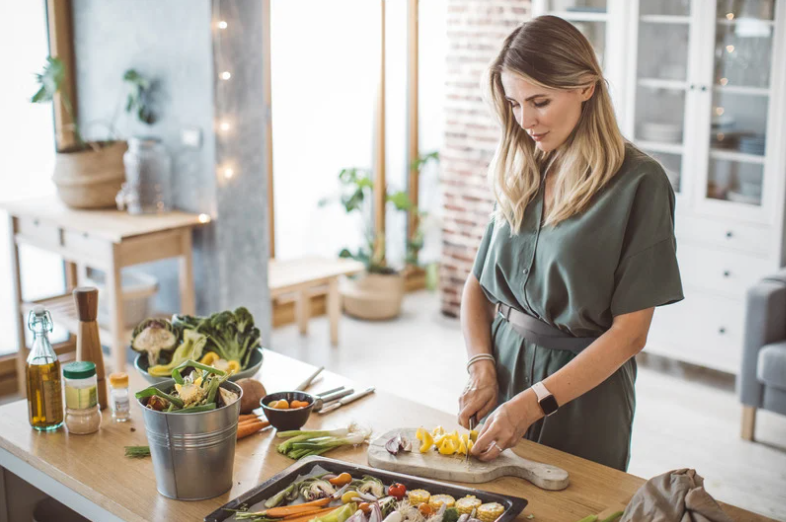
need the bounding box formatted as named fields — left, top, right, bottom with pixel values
left=485, top=15, right=625, bottom=230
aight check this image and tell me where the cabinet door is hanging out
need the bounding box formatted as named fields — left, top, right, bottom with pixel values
left=692, top=0, right=781, bottom=224
left=624, top=0, right=701, bottom=209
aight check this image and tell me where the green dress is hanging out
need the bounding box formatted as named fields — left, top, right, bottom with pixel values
left=472, top=143, right=684, bottom=471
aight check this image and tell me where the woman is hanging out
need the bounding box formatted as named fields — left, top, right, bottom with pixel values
left=459, top=15, right=684, bottom=471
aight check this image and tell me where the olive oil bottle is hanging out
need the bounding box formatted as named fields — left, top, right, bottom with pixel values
left=26, top=306, right=64, bottom=430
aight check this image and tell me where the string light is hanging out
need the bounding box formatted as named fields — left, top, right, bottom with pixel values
left=719, top=77, right=729, bottom=86
left=716, top=107, right=725, bottom=116
left=224, top=167, right=235, bottom=179
left=218, top=20, right=228, bottom=29
left=219, top=121, right=231, bottom=132
left=198, top=213, right=211, bottom=224
left=220, top=71, right=231, bottom=80
left=726, top=45, right=735, bottom=53
left=726, top=12, right=734, bottom=20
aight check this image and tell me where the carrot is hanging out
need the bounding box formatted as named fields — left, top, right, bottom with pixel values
left=237, top=418, right=270, bottom=440
left=265, top=497, right=332, bottom=518
left=282, top=506, right=339, bottom=520
left=239, top=413, right=260, bottom=422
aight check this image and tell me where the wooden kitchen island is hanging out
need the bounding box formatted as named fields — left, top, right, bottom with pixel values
left=0, top=351, right=775, bottom=522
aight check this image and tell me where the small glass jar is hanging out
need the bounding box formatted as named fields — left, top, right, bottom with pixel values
left=63, top=361, right=102, bottom=435
left=109, top=372, right=130, bottom=422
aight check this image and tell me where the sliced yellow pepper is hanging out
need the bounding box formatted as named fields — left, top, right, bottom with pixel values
left=416, top=427, right=426, bottom=441
left=432, top=426, right=445, bottom=437
left=439, top=438, right=456, bottom=455
left=227, top=360, right=241, bottom=373
left=469, top=429, right=478, bottom=442
left=460, top=433, right=469, bottom=446
left=457, top=437, right=468, bottom=455
left=342, top=491, right=361, bottom=504
left=449, top=430, right=460, bottom=444
left=419, top=431, right=435, bottom=453
left=200, top=352, right=219, bottom=366
left=467, top=439, right=475, bottom=453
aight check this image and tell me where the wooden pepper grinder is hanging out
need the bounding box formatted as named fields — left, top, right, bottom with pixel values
left=73, top=287, right=108, bottom=410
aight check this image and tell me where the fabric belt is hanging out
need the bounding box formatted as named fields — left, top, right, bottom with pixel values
left=496, top=302, right=599, bottom=353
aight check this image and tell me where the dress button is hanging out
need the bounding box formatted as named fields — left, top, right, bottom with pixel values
left=523, top=268, right=529, bottom=275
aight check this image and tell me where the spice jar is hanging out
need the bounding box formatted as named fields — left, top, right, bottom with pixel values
left=109, top=372, right=130, bottom=422
left=63, top=361, right=102, bottom=434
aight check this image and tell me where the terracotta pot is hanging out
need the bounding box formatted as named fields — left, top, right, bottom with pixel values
left=340, top=272, right=405, bottom=320
left=52, top=141, right=127, bottom=209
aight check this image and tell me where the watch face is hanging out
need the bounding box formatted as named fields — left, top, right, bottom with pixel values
left=539, top=395, right=559, bottom=417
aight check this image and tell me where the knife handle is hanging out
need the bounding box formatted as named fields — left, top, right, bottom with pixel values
left=341, top=386, right=375, bottom=405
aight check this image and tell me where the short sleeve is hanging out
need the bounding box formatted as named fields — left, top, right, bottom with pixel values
left=472, top=220, right=495, bottom=280
left=610, top=165, right=684, bottom=317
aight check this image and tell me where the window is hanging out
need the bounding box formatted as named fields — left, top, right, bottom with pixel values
left=0, top=1, right=67, bottom=356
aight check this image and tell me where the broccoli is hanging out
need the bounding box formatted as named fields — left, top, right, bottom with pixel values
left=172, top=307, right=261, bottom=369
left=443, top=508, right=459, bottom=522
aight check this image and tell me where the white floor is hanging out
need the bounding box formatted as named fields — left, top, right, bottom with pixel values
left=272, top=291, right=786, bottom=521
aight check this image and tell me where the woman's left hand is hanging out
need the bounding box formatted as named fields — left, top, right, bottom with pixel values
left=471, top=389, right=542, bottom=461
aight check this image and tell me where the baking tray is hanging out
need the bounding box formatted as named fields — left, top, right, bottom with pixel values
left=205, top=456, right=528, bottom=522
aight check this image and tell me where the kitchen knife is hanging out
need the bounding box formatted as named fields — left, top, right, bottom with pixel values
left=318, top=387, right=375, bottom=414
left=313, top=388, right=355, bottom=412
left=464, top=414, right=476, bottom=467
left=295, top=366, right=325, bottom=391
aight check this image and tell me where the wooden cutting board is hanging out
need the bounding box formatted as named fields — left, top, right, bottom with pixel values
left=367, top=428, right=570, bottom=491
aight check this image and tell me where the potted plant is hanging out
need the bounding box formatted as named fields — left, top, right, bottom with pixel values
left=319, top=167, right=412, bottom=320
left=321, top=151, right=439, bottom=320
left=30, top=57, right=158, bottom=209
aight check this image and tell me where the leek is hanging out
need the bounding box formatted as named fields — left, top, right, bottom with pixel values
left=276, top=424, right=371, bottom=460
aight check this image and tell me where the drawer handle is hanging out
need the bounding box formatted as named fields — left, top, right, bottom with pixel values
left=33, top=219, right=40, bottom=226
left=723, top=270, right=731, bottom=278
left=719, top=327, right=726, bottom=335
left=725, top=231, right=733, bottom=239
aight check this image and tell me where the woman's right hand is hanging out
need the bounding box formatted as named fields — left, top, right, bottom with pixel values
left=458, top=360, right=499, bottom=429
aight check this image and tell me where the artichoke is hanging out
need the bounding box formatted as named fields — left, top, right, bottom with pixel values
left=131, top=319, right=179, bottom=367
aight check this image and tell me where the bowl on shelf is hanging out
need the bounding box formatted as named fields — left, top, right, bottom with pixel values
left=260, top=391, right=315, bottom=431
left=134, top=347, right=264, bottom=385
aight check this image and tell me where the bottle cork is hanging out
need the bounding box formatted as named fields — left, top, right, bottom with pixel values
left=73, top=287, right=107, bottom=410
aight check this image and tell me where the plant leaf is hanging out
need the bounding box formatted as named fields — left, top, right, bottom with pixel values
left=387, top=191, right=412, bottom=211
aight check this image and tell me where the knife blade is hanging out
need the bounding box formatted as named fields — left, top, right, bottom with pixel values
left=318, top=386, right=375, bottom=414
left=464, top=414, right=476, bottom=467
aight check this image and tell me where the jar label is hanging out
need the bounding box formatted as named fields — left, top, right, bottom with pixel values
left=65, top=385, right=97, bottom=410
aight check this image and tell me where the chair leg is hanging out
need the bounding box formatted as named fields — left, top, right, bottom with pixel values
left=741, top=406, right=756, bottom=441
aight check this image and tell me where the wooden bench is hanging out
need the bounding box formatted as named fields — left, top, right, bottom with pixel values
left=268, top=257, right=365, bottom=346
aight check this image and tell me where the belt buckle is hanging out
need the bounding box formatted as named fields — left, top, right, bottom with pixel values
left=497, top=302, right=512, bottom=321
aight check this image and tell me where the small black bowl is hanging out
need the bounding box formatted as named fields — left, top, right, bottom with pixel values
left=260, top=391, right=315, bottom=431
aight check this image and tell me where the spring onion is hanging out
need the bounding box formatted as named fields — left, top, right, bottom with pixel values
left=277, top=424, right=372, bottom=460
left=124, top=445, right=151, bottom=458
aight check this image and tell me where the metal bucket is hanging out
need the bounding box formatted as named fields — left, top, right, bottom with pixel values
left=138, top=379, right=243, bottom=500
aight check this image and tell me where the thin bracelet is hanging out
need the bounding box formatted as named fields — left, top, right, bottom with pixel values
left=466, top=354, right=495, bottom=373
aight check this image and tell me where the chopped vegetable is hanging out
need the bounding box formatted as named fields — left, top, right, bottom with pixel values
left=419, top=504, right=434, bottom=517
left=418, top=431, right=434, bottom=453
left=131, top=318, right=179, bottom=366
left=300, top=479, right=336, bottom=501
left=311, top=503, right=358, bottom=522
left=574, top=517, right=598, bottom=522
left=429, top=495, right=455, bottom=510
left=383, top=513, right=403, bottom=522
left=173, top=307, right=262, bottom=370
left=329, top=473, right=353, bottom=487
left=356, top=475, right=385, bottom=499
left=388, top=483, right=406, bottom=500
left=442, top=508, right=459, bottom=522
left=237, top=418, right=270, bottom=439
left=438, top=439, right=456, bottom=455
left=148, top=330, right=207, bottom=376
left=135, top=360, right=232, bottom=413
left=265, top=497, right=333, bottom=518
left=598, top=512, right=623, bottom=522
left=476, top=503, right=504, bottom=522
left=341, top=491, right=361, bottom=504
left=265, top=484, right=296, bottom=508
left=456, top=497, right=481, bottom=516
left=358, top=503, right=371, bottom=515
left=408, top=489, right=431, bottom=506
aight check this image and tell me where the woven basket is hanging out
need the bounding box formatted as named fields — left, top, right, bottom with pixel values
left=52, top=141, right=127, bottom=209
left=341, top=272, right=405, bottom=320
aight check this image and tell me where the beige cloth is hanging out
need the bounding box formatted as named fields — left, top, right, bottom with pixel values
left=621, top=469, right=733, bottom=522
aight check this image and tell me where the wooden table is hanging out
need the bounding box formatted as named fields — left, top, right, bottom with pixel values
left=0, top=350, right=774, bottom=522
left=269, top=257, right=365, bottom=346
left=1, top=196, right=205, bottom=388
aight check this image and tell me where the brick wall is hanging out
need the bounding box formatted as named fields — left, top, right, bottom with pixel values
left=440, top=0, right=531, bottom=317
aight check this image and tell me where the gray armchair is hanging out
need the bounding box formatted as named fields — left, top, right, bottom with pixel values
left=738, top=269, right=786, bottom=440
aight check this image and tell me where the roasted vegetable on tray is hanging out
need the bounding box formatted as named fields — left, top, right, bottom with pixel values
left=229, top=468, right=508, bottom=522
